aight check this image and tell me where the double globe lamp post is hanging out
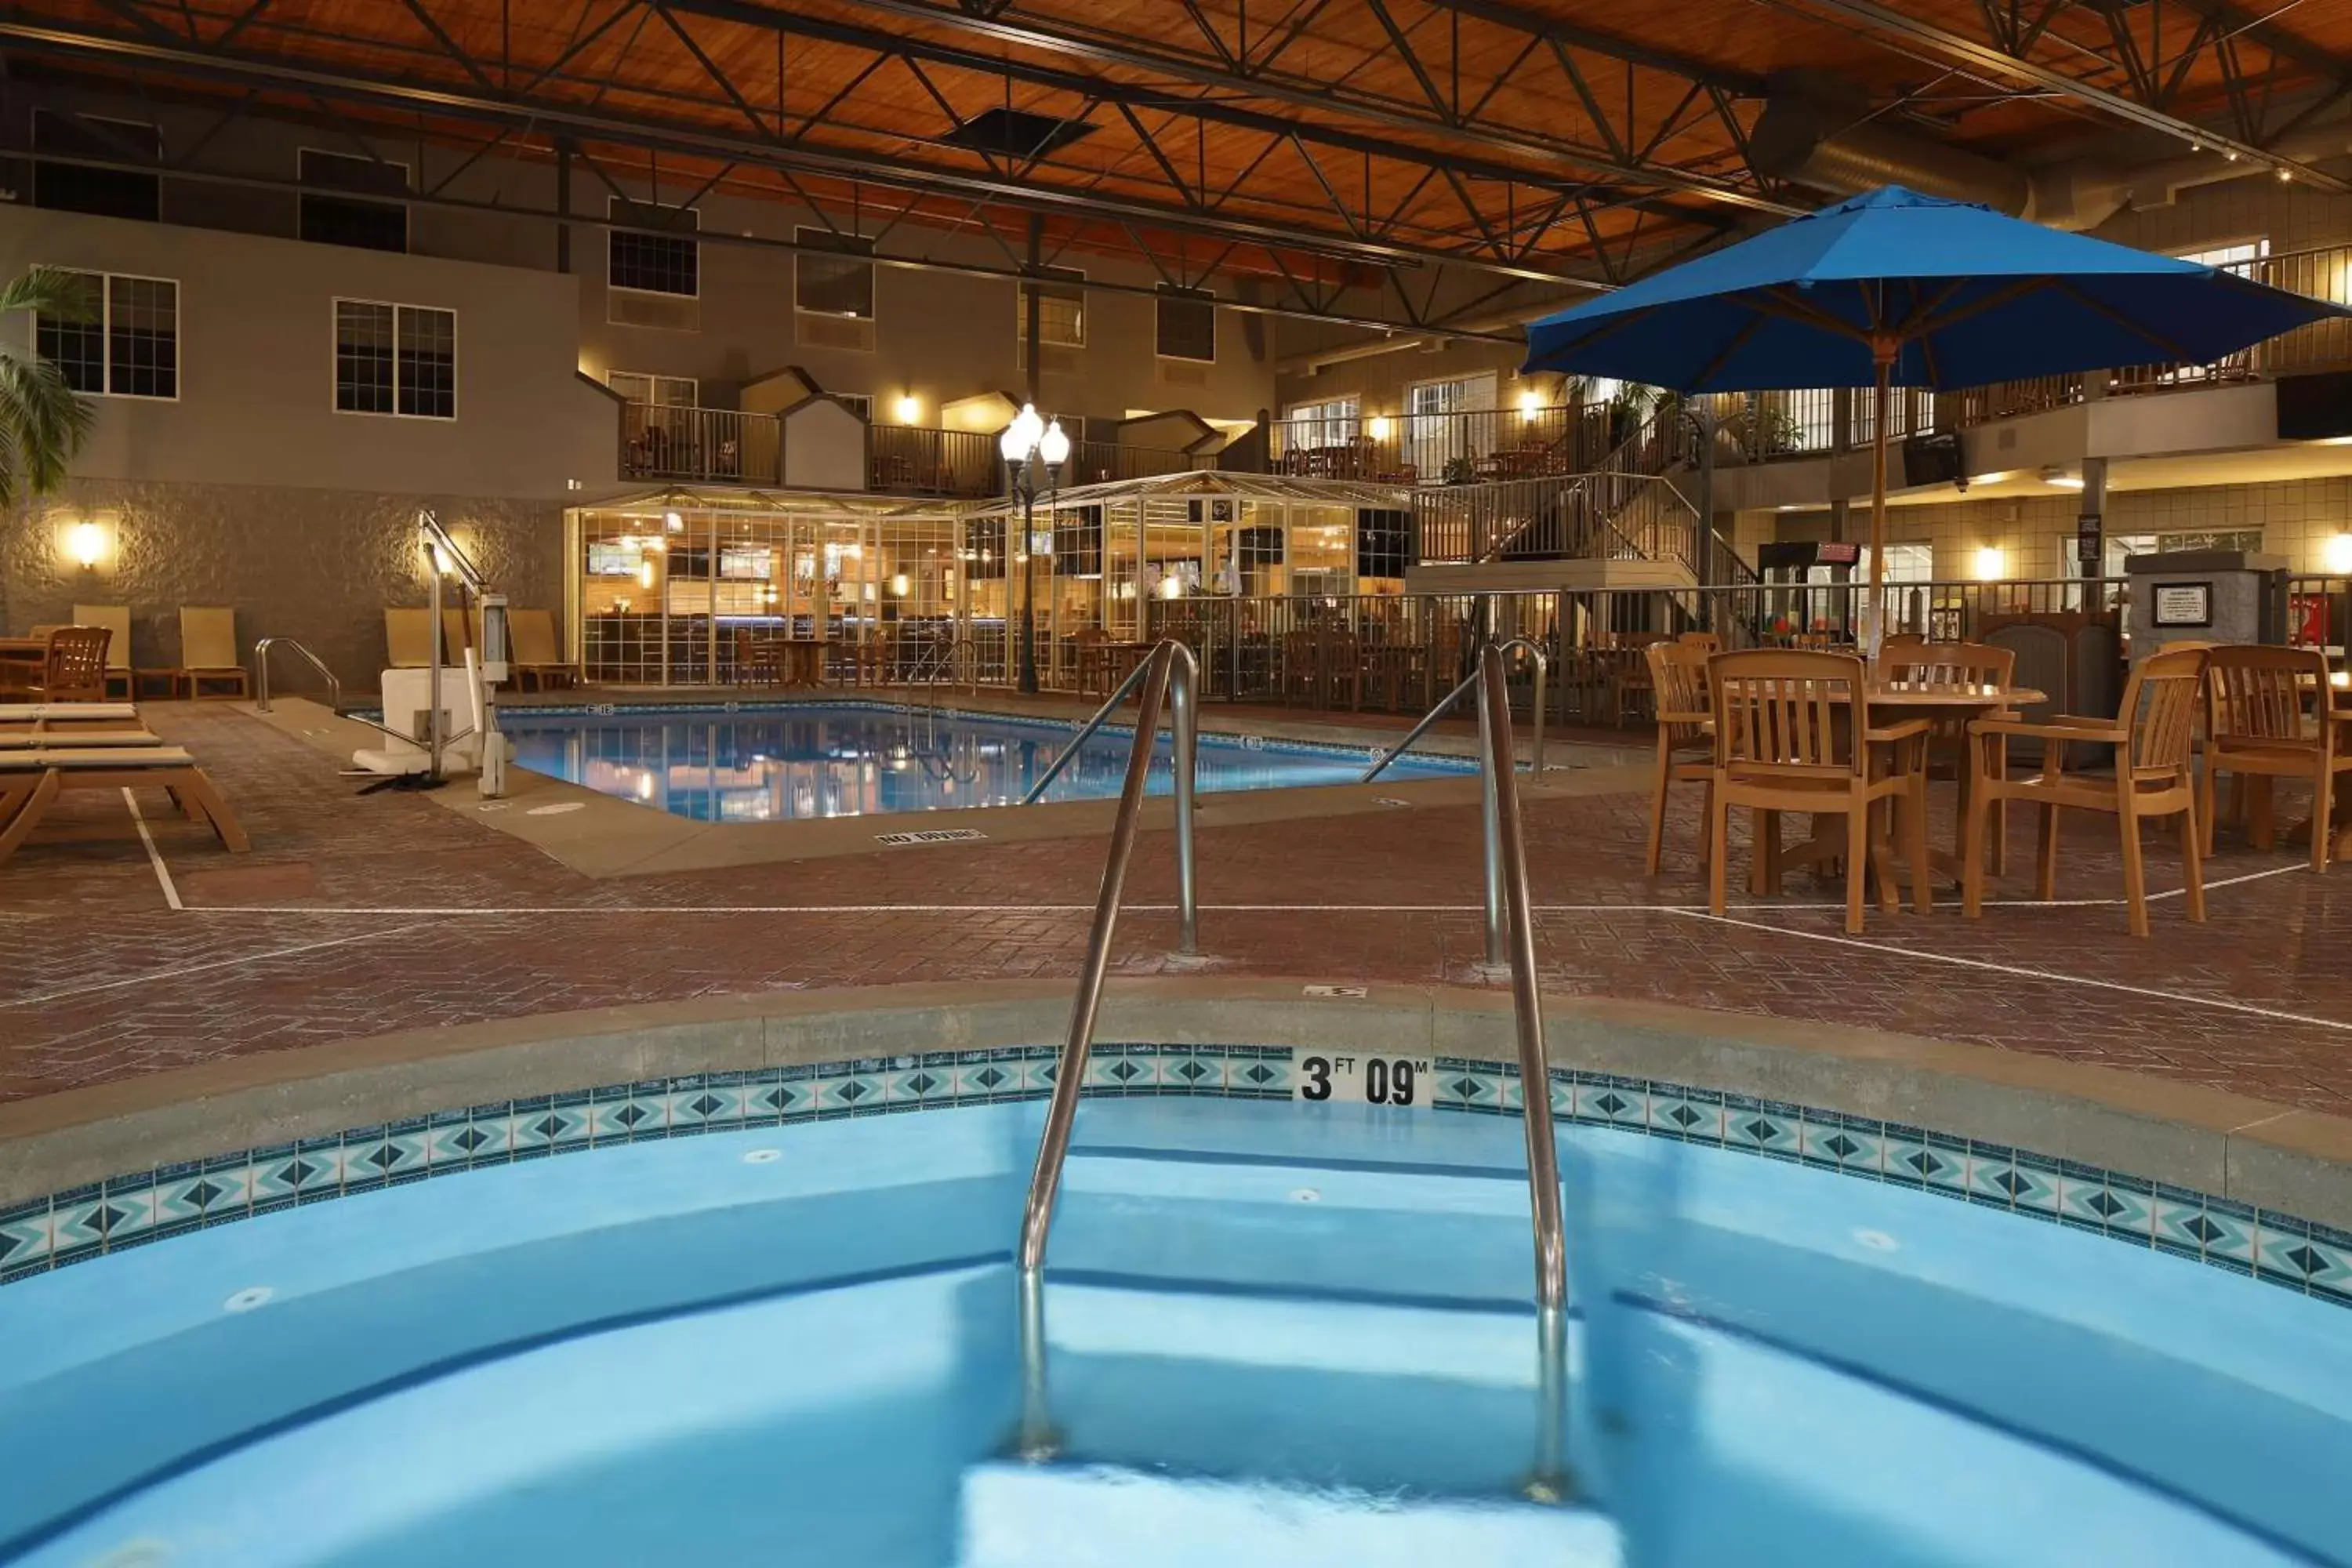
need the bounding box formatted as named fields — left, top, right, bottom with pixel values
left=1000, top=401, right=1070, bottom=695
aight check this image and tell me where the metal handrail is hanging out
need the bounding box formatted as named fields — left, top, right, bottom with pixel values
left=1016, top=642, right=1200, bottom=1279
left=1362, top=634, right=1548, bottom=782
left=253, top=637, right=343, bottom=714
left=912, top=634, right=980, bottom=707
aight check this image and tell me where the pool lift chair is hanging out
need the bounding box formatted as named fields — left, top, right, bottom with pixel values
left=347, top=512, right=513, bottom=797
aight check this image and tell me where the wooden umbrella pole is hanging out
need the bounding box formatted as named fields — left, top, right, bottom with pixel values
left=1867, top=343, right=1894, bottom=659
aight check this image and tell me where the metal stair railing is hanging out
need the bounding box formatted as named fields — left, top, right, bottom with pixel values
left=252, top=637, right=343, bottom=715
left=1011, top=640, right=1571, bottom=1493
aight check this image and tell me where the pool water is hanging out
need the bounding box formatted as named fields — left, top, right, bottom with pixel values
left=3, top=1095, right=2347, bottom=1566
left=498, top=703, right=1471, bottom=822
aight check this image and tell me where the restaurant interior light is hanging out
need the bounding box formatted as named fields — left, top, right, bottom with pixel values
left=1973, top=545, right=2005, bottom=581
left=2326, top=532, right=2352, bottom=575
left=891, top=572, right=911, bottom=597
left=664, top=510, right=684, bottom=532
left=2041, top=466, right=2085, bottom=490
left=637, top=556, right=656, bottom=590
left=1160, top=572, right=1185, bottom=599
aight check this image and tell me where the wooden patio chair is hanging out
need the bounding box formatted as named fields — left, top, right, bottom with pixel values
left=24, top=626, right=111, bottom=702
left=70, top=604, right=137, bottom=699
left=1642, top=640, right=1714, bottom=874
left=506, top=609, right=580, bottom=691
left=385, top=608, right=438, bottom=670
left=1708, top=649, right=1931, bottom=934
left=731, top=626, right=783, bottom=687
left=1882, top=639, right=2018, bottom=872
left=176, top=607, right=251, bottom=699
left=1962, top=645, right=2208, bottom=938
left=2200, top=644, right=2351, bottom=872
left=1675, top=630, right=1721, bottom=653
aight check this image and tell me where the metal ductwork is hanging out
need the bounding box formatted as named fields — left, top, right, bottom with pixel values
left=1754, top=90, right=2352, bottom=233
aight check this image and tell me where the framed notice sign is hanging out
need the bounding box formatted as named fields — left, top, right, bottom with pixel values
left=2151, top=582, right=2214, bottom=628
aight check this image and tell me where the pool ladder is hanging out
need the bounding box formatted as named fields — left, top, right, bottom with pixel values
left=1013, top=638, right=1570, bottom=1498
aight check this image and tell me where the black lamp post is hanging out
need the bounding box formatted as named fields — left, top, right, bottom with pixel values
left=1000, top=401, right=1069, bottom=695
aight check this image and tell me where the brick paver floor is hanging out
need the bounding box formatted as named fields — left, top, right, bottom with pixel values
left=2, top=703, right=2347, bottom=1109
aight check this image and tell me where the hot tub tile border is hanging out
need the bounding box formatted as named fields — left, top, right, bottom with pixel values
left=2, top=1043, right=2349, bottom=1308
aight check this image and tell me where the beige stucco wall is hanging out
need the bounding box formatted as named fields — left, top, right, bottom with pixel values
left=0, top=205, right=619, bottom=499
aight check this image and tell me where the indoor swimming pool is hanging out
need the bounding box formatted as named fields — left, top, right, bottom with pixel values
left=3, top=1051, right=2345, bottom=1567
left=499, top=702, right=1473, bottom=822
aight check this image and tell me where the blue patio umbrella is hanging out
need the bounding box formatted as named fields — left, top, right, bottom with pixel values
left=1523, top=186, right=2347, bottom=634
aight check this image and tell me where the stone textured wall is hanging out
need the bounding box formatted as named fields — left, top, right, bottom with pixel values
left=2, top=479, right=565, bottom=692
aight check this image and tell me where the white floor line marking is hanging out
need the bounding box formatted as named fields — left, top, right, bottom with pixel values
left=0, top=921, right=435, bottom=1010
left=180, top=901, right=1856, bottom=916
left=122, top=787, right=183, bottom=912
left=1658, top=907, right=2352, bottom=1033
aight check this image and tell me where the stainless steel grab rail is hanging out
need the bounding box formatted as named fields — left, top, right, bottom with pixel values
left=1017, top=641, right=1200, bottom=1278
left=1361, top=635, right=1547, bottom=782
left=253, top=637, right=343, bottom=715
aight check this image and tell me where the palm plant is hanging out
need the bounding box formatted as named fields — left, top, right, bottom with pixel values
left=0, top=267, right=96, bottom=509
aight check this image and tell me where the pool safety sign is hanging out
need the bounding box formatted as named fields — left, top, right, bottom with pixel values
left=1292, top=1049, right=1433, bottom=1109
left=873, top=827, right=989, bottom=845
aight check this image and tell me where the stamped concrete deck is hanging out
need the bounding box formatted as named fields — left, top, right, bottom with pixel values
left=1, top=700, right=2347, bottom=1114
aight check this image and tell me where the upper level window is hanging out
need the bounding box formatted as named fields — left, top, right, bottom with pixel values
left=1017, top=268, right=1085, bottom=350
left=833, top=392, right=873, bottom=419
left=608, top=199, right=700, bottom=297
left=607, top=371, right=695, bottom=407
left=35, top=269, right=177, bottom=399
left=335, top=299, right=455, bottom=419
left=2177, top=239, right=2268, bottom=271
left=1155, top=286, right=1215, bottom=363
left=1287, top=396, right=1360, bottom=448
left=796, top=228, right=875, bottom=320
left=31, top=111, right=162, bottom=221
left=299, top=149, right=410, bottom=252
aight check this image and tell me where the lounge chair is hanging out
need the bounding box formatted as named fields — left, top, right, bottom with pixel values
left=0, top=729, right=162, bottom=748
left=0, top=746, right=249, bottom=864
left=385, top=608, right=437, bottom=669
left=174, top=607, right=251, bottom=699
left=508, top=609, right=579, bottom=691
left=23, top=626, right=111, bottom=702
left=71, top=604, right=137, bottom=699
left=0, top=702, right=142, bottom=732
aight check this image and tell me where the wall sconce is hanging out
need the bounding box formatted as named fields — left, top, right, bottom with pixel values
left=1366, top=416, right=1392, bottom=441
left=1973, top=545, right=2005, bottom=581
left=1517, top=388, right=1544, bottom=421
left=894, top=394, right=921, bottom=425
left=891, top=571, right=911, bottom=597
left=64, top=519, right=111, bottom=572
left=2325, top=532, right=2352, bottom=575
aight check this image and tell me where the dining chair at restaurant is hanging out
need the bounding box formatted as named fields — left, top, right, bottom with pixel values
left=2199, top=644, right=2350, bottom=872
left=1642, top=641, right=1715, bottom=874
left=1881, top=639, right=2018, bottom=872
left=1675, top=630, right=1721, bottom=653
left=1707, top=649, right=1932, bottom=935
left=1961, top=645, right=2208, bottom=938
left=731, top=626, right=782, bottom=687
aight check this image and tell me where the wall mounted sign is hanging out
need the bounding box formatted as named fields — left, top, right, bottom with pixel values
left=2151, top=582, right=2214, bottom=628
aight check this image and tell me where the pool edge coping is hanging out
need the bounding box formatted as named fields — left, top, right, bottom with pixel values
left=2, top=979, right=2345, bottom=1231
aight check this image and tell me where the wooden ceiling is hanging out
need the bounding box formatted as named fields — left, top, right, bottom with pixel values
left=11, top=0, right=2348, bottom=319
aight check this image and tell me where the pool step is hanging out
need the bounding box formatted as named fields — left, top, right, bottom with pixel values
left=956, top=1459, right=1624, bottom=1568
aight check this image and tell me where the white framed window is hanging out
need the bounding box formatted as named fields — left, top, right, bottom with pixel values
left=334, top=299, right=456, bottom=419
left=1017, top=268, right=1085, bottom=353
left=2176, top=238, right=2269, bottom=272
left=607, top=371, right=696, bottom=407
left=299, top=148, right=410, bottom=252
left=1155, top=285, right=1215, bottom=363
left=1404, top=372, right=1494, bottom=473
left=31, top=111, right=161, bottom=221
left=608, top=198, right=701, bottom=297
left=34, top=269, right=177, bottom=399
left=796, top=227, right=875, bottom=319
left=833, top=392, right=873, bottom=420
left=1286, top=396, right=1360, bottom=448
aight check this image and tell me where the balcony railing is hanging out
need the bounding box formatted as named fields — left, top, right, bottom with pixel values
left=1268, top=404, right=1617, bottom=485
left=1414, top=472, right=1700, bottom=571
left=619, top=403, right=1190, bottom=499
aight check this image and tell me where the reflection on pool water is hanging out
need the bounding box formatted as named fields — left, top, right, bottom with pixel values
left=500, top=703, right=1472, bottom=822
left=4, top=1083, right=2346, bottom=1567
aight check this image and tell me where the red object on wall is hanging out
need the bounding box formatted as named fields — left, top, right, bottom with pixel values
left=2292, top=593, right=2330, bottom=647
